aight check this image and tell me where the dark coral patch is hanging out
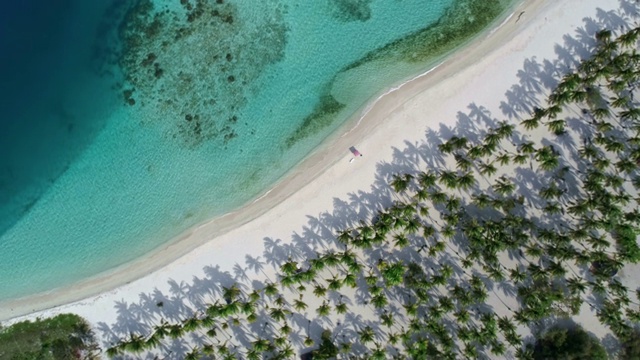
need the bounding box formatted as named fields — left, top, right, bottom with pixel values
left=114, top=0, right=288, bottom=149
left=330, top=0, right=373, bottom=23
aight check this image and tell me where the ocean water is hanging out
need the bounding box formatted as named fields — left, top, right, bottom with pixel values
left=0, top=0, right=514, bottom=300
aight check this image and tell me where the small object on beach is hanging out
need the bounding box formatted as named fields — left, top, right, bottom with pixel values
left=349, top=146, right=362, bottom=157
left=349, top=158, right=354, bottom=163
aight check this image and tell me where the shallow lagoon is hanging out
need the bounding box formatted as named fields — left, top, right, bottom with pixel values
left=0, top=0, right=513, bottom=300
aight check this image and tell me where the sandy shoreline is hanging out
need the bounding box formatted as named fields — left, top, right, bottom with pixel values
left=0, top=0, right=619, bottom=326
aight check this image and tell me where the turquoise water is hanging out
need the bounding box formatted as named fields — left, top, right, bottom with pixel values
left=0, top=0, right=513, bottom=300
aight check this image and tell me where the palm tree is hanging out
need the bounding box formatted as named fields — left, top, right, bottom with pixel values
left=202, top=343, right=215, bottom=356
left=372, top=293, right=388, bottom=309
left=293, top=298, right=308, bottom=312
left=455, top=153, right=473, bottom=172
left=105, top=346, right=122, bottom=357
left=496, top=152, right=511, bottom=166
left=615, top=157, right=636, bottom=174
left=185, top=347, right=201, bottom=360
left=439, top=170, right=459, bottom=189
left=359, top=326, right=376, bottom=345
left=466, top=144, right=486, bottom=159
left=393, top=233, right=410, bottom=248
left=454, top=308, right=471, bottom=323
left=280, top=260, right=299, bottom=275
left=535, top=146, right=559, bottom=171
left=168, top=324, right=184, bottom=339
left=326, top=275, right=343, bottom=291
left=522, top=117, right=540, bottom=130
left=336, top=228, right=353, bottom=244
left=512, top=153, right=528, bottom=165
left=223, top=283, right=242, bottom=303
left=391, top=173, right=412, bottom=193
left=547, top=119, right=566, bottom=134
left=323, top=251, right=341, bottom=267
left=617, top=30, right=640, bottom=48
left=381, top=312, right=394, bottom=327
left=463, top=343, right=479, bottom=359
left=313, top=284, right=327, bottom=297
left=252, top=338, right=272, bottom=352
left=418, top=171, right=438, bottom=188
left=182, top=316, right=200, bottom=332
left=471, top=193, right=493, bottom=208
left=342, top=271, right=357, bottom=288
left=316, top=301, right=331, bottom=317
left=152, top=319, right=170, bottom=340
left=270, top=307, right=288, bottom=322
left=335, top=301, right=348, bottom=314
left=429, top=190, right=448, bottom=204
left=479, top=162, right=498, bottom=177
left=124, top=333, right=146, bottom=353
left=263, top=282, right=279, bottom=297
left=457, top=172, right=476, bottom=190
left=492, top=176, right=515, bottom=195
left=279, top=344, right=295, bottom=358
left=404, top=217, right=421, bottom=234
left=518, top=140, right=536, bottom=154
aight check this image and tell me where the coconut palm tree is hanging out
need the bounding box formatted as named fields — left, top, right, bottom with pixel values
left=547, top=119, right=566, bottom=135
left=168, top=324, right=185, bottom=339
left=429, top=190, right=448, bottom=204
left=182, top=316, right=200, bottom=332
left=124, top=333, right=146, bottom=353
left=152, top=319, right=170, bottom=340
left=512, top=153, right=528, bottom=165
left=392, top=233, right=410, bottom=248
left=391, top=173, right=413, bottom=193
left=280, top=259, right=299, bottom=276
left=358, top=326, right=376, bottom=345
left=418, top=171, right=438, bottom=188
left=535, top=146, right=559, bottom=171
left=335, top=301, right=348, bottom=314
left=326, top=275, right=343, bottom=291
left=457, top=172, right=476, bottom=190
left=439, top=170, right=459, bottom=189
left=262, top=282, right=279, bottom=298
left=185, top=346, right=201, bottom=360
left=105, top=346, right=122, bottom=357
left=372, top=293, right=389, bottom=309
left=223, top=283, right=242, bottom=303
left=454, top=154, right=473, bottom=172
left=478, top=162, right=497, bottom=177
left=493, top=176, right=515, bottom=195
left=316, top=301, right=331, bottom=317
left=496, top=152, right=511, bottom=166
left=269, top=307, right=288, bottom=322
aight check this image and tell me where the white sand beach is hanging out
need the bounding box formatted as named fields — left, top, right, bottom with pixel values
left=1, top=0, right=633, bottom=355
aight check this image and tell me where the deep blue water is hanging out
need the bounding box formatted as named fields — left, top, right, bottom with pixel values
left=0, top=0, right=118, bottom=238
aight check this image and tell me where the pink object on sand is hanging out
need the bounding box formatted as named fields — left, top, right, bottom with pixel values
left=349, top=146, right=362, bottom=157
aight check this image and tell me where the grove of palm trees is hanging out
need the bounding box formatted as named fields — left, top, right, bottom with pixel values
left=94, top=5, right=640, bottom=360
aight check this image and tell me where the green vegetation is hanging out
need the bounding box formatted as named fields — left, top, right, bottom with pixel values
left=620, top=328, right=640, bottom=360
left=0, top=314, right=98, bottom=360
left=531, top=325, right=607, bottom=360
